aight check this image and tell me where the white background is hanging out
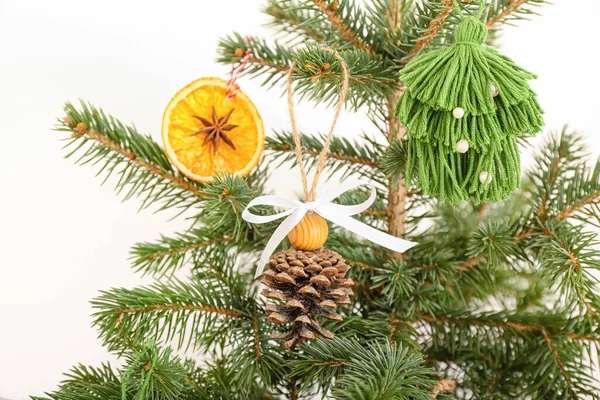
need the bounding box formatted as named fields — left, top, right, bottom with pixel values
left=0, top=0, right=598, bottom=398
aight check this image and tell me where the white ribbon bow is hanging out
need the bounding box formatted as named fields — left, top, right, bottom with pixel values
left=242, top=181, right=418, bottom=278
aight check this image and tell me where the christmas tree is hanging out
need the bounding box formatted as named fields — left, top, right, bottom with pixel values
left=38, top=1, right=600, bottom=399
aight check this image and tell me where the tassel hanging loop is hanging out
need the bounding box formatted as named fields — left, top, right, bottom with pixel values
left=455, top=17, right=488, bottom=44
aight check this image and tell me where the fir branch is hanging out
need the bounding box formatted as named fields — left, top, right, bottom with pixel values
left=120, top=342, right=189, bottom=400
left=291, top=44, right=399, bottom=108
left=398, top=1, right=484, bottom=65
left=529, top=127, right=598, bottom=221
left=425, top=313, right=599, bottom=398
left=112, top=302, right=242, bottom=319
left=467, top=221, right=521, bottom=267
left=290, top=338, right=436, bottom=397
left=485, top=0, right=547, bottom=29
left=217, top=34, right=293, bottom=88
left=289, top=337, right=356, bottom=395
left=81, top=128, right=205, bottom=199
left=532, top=221, right=600, bottom=319
left=557, top=189, right=600, bottom=220
left=197, top=174, right=261, bottom=237
left=311, top=0, right=375, bottom=55
left=486, top=0, right=528, bottom=27
left=382, top=139, right=407, bottom=177
left=130, top=230, right=236, bottom=277
left=227, top=316, right=288, bottom=390
left=92, top=278, right=251, bottom=352
left=541, top=329, right=577, bottom=397
left=219, top=38, right=399, bottom=108
left=249, top=55, right=289, bottom=73
left=400, top=0, right=454, bottom=67
left=32, top=363, right=124, bottom=400
left=59, top=101, right=207, bottom=213
left=416, top=313, right=600, bottom=343
left=186, top=358, right=277, bottom=399
left=360, top=0, right=406, bottom=60
left=266, top=130, right=386, bottom=185
left=411, top=255, right=486, bottom=274
left=330, top=341, right=437, bottom=399
left=265, top=0, right=329, bottom=43
left=267, top=133, right=380, bottom=169
left=34, top=351, right=206, bottom=400
left=347, top=259, right=378, bottom=271
left=458, top=255, right=487, bottom=272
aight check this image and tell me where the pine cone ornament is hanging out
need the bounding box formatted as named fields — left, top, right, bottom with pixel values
left=261, top=247, right=354, bottom=348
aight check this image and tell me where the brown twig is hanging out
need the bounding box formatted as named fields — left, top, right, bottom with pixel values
left=385, top=0, right=403, bottom=38
left=557, top=190, right=600, bottom=220
left=248, top=56, right=289, bottom=72
left=538, top=151, right=561, bottom=217
left=416, top=314, right=600, bottom=343
left=347, top=259, right=378, bottom=271
left=487, top=370, right=504, bottom=395
left=400, top=0, right=454, bottom=67
left=312, top=0, right=375, bottom=55
left=574, top=285, right=598, bottom=319
left=459, top=256, right=486, bottom=272
left=420, top=314, right=534, bottom=332
left=267, top=143, right=380, bottom=168
left=361, top=209, right=387, bottom=217
left=432, top=379, right=456, bottom=398
left=542, top=329, right=577, bottom=397
left=418, top=255, right=487, bottom=272
left=386, top=91, right=408, bottom=262
left=75, top=127, right=207, bottom=199
left=388, top=313, right=399, bottom=346
left=145, top=236, right=234, bottom=260
left=252, top=313, right=263, bottom=364
left=114, top=303, right=242, bottom=328
left=289, top=376, right=298, bottom=400
left=309, top=360, right=347, bottom=367
left=267, top=5, right=326, bottom=42
left=486, top=0, right=529, bottom=29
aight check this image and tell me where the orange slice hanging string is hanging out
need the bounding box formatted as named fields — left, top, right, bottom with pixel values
left=226, top=36, right=253, bottom=100
left=161, top=37, right=264, bottom=183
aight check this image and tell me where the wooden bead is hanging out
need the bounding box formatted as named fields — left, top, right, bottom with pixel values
left=287, top=213, right=328, bottom=250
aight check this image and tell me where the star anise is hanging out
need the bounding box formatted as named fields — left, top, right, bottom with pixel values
left=192, top=106, right=237, bottom=153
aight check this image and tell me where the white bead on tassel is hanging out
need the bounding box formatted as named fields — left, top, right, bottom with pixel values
left=479, top=171, right=492, bottom=184
left=456, top=139, right=469, bottom=153
left=491, top=84, right=500, bottom=97
left=452, top=107, right=465, bottom=119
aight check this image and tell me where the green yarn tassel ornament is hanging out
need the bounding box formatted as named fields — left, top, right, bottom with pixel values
left=396, top=7, right=543, bottom=204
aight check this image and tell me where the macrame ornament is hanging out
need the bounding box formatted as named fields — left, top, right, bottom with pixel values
left=396, top=6, right=544, bottom=204
left=243, top=49, right=416, bottom=347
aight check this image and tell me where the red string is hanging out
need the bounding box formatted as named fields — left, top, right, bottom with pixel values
left=226, top=37, right=252, bottom=100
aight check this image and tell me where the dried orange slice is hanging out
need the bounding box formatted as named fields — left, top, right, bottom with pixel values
left=162, top=77, right=264, bottom=182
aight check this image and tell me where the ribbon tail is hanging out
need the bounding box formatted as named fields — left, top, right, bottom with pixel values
left=254, top=209, right=307, bottom=278
left=326, top=215, right=418, bottom=254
